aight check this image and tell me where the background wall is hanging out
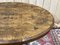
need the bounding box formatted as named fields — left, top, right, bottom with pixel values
left=0, top=0, right=60, bottom=24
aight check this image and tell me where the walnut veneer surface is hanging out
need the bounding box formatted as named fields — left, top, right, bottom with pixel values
left=0, top=2, right=54, bottom=44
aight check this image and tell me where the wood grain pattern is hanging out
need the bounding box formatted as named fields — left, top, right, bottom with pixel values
left=0, top=0, right=60, bottom=23
left=0, top=2, right=54, bottom=44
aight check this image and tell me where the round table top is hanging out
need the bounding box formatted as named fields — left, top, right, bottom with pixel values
left=0, top=2, right=54, bottom=44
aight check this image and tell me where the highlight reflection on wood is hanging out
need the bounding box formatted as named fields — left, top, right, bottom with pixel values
left=0, top=2, right=54, bottom=43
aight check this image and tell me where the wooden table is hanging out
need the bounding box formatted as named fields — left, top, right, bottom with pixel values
left=0, top=2, right=54, bottom=45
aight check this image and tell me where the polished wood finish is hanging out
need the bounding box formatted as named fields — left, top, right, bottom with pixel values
left=0, top=2, right=54, bottom=44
